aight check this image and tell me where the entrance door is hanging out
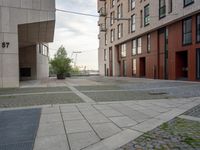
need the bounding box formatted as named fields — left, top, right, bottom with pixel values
left=176, top=51, right=188, bottom=80
left=140, top=57, right=146, bottom=77
left=122, top=60, right=127, bottom=77
left=197, top=49, right=200, bottom=79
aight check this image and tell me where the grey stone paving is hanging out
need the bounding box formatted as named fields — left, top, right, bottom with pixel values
left=31, top=97, right=200, bottom=150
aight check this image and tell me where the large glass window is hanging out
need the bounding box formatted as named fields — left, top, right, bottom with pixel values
left=159, top=0, right=166, bottom=19
left=197, top=14, right=200, bottom=42
left=144, top=4, right=150, bottom=26
left=184, top=0, right=194, bottom=7
left=131, top=14, right=136, bottom=32
left=121, top=44, right=126, bottom=57
left=183, top=18, right=192, bottom=45
left=132, top=59, right=136, bottom=76
left=132, top=39, right=137, bottom=55
left=137, top=38, right=142, bottom=54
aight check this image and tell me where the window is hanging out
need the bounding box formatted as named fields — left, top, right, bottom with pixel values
left=39, top=44, right=48, bottom=56
left=183, top=17, right=192, bottom=45
left=131, top=0, right=135, bottom=9
left=111, top=29, right=115, bottom=42
left=131, top=14, right=136, bottom=32
left=105, top=33, right=108, bottom=45
left=184, top=0, right=194, bottom=7
left=117, top=4, right=123, bottom=19
left=147, top=34, right=151, bottom=53
left=123, top=60, right=127, bottom=76
left=121, top=44, right=126, bottom=57
left=132, top=39, right=137, bottom=55
left=197, top=14, right=200, bottom=42
left=104, top=49, right=107, bottom=61
left=168, top=0, right=173, bottom=13
left=159, top=0, right=166, bottom=19
left=111, top=0, right=115, bottom=7
left=137, top=38, right=142, bottom=54
left=144, top=4, right=150, bottom=26
left=117, top=24, right=123, bottom=39
left=110, top=12, right=115, bottom=25
left=132, top=59, right=136, bottom=76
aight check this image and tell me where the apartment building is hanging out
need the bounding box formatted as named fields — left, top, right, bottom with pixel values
left=98, top=0, right=200, bottom=81
left=0, top=0, right=55, bottom=88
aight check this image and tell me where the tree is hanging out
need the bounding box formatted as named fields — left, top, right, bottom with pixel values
left=50, top=46, right=72, bottom=79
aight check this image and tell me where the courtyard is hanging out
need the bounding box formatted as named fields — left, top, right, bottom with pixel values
left=0, top=77, right=199, bottom=150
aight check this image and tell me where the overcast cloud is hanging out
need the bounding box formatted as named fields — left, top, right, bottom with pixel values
left=49, top=0, right=99, bottom=70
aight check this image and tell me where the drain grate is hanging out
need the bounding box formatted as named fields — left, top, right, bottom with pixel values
left=0, top=108, right=41, bottom=150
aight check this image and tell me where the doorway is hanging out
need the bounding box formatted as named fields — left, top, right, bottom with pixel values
left=197, top=48, right=200, bottom=79
left=140, top=57, right=146, bottom=77
left=122, top=60, right=127, bottom=77
left=176, top=51, right=188, bottom=80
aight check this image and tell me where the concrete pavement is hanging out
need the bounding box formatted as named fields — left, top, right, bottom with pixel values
left=32, top=97, right=200, bottom=150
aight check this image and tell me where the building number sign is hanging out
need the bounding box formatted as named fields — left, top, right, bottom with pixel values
left=2, top=42, right=10, bottom=48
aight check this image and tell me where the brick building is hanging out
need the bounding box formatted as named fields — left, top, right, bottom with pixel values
left=97, top=0, right=200, bottom=81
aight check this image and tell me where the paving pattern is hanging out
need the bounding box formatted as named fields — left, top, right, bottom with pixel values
left=0, top=108, right=41, bottom=150
left=31, top=97, right=200, bottom=150
left=0, top=77, right=200, bottom=150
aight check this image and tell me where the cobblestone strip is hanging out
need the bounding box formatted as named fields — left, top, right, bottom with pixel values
left=65, top=84, right=95, bottom=103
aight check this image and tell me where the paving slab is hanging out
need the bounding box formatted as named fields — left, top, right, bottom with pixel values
left=109, top=116, right=138, bottom=128
left=130, top=118, right=165, bottom=133
left=155, top=108, right=188, bottom=122
left=42, top=106, right=60, bottom=114
left=93, top=104, right=112, bottom=110
left=83, top=129, right=143, bottom=150
left=37, top=122, right=65, bottom=137
left=34, top=135, right=69, bottom=150
left=99, top=109, right=124, bottom=117
left=60, top=105, right=79, bottom=113
left=64, top=120, right=93, bottom=134
left=68, top=131, right=100, bottom=150
left=62, top=112, right=84, bottom=121
left=40, top=113, right=62, bottom=124
left=83, top=113, right=111, bottom=124
left=91, top=122, right=122, bottom=139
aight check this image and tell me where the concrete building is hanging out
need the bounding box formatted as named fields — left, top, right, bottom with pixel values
left=98, top=0, right=200, bottom=81
left=0, top=0, right=55, bottom=88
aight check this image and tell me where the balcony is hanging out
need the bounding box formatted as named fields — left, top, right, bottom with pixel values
left=99, top=24, right=106, bottom=32
left=98, top=7, right=106, bottom=17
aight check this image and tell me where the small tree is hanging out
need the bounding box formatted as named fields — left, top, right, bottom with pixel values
left=50, top=46, right=72, bottom=79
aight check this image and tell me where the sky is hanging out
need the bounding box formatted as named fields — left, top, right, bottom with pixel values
left=49, top=0, right=99, bottom=70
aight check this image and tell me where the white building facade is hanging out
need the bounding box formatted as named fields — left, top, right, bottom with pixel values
left=0, top=0, right=55, bottom=88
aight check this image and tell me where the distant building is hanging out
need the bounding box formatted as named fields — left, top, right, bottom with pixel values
left=98, top=0, right=200, bottom=81
left=0, top=0, right=55, bottom=87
